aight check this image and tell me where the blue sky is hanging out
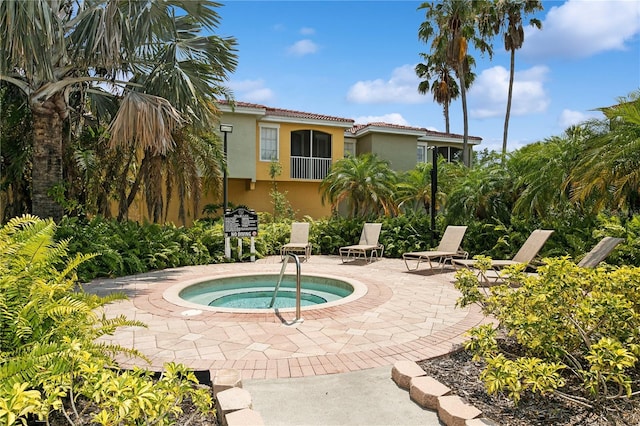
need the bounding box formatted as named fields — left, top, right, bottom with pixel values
left=217, top=0, right=640, bottom=153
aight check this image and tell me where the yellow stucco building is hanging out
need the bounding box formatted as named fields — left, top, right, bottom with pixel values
left=128, top=102, right=482, bottom=224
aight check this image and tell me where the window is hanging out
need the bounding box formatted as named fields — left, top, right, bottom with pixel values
left=290, top=130, right=332, bottom=179
left=344, top=141, right=356, bottom=157
left=417, top=143, right=427, bottom=163
left=436, top=146, right=463, bottom=162
left=260, top=126, right=279, bottom=161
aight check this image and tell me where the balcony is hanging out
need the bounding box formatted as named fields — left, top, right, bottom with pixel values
left=290, top=156, right=332, bottom=180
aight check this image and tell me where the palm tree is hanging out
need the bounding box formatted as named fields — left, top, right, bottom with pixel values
left=415, top=52, right=460, bottom=133
left=508, top=131, right=584, bottom=219
left=0, top=0, right=238, bottom=221
left=568, top=92, right=640, bottom=214
left=445, top=153, right=513, bottom=224
left=397, top=162, right=434, bottom=214
left=418, top=0, right=492, bottom=167
left=397, top=156, right=453, bottom=215
left=320, top=154, right=398, bottom=217
left=478, top=0, right=543, bottom=159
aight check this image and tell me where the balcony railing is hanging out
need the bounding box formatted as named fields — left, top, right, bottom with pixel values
left=290, top=156, right=332, bottom=180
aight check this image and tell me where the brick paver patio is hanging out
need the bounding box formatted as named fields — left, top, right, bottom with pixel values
left=88, top=256, right=492, bottom=380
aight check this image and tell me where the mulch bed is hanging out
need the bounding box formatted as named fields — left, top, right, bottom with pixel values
left=418, top=348, right=640, bottom=425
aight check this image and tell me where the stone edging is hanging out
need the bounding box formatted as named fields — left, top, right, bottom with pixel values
left=391, top=360, right=498, bottom=426
left=211, top=368, right=265, bottom=426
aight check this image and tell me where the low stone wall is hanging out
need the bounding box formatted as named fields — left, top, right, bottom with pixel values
left=391, top=361, right=497, bottom=426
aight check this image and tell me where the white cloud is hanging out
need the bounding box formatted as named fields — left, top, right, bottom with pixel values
left=469, top=65, right=550, bottom=118
left=557, top=109, right=599, bottom=128
left=524, top=0, right=640, bottom=59
left=353, top=113, right=410, bottom=126
left=346, top=64, right=424, bottom=104
left=287, top=39, right=318, bottom=56
left=229, top=79, right=275, bottom=103
left=300, top=27, right=315, bottom=35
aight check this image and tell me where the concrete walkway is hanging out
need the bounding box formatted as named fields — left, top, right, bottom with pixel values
left=244, top=366, right=442, bottom=425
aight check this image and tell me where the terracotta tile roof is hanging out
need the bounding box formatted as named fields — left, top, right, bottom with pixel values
left=347, top=122, right=426, bottom=135
left=347, top=122, right=482, bottom=141
left=218, top=100, right=481, bottom=141
left=424, top=129, right=482, bottom=141
left=218, top=100, right=354, bottom=124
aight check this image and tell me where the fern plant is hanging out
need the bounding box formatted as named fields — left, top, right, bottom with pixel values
left=0, top=215, right=214, bottom=425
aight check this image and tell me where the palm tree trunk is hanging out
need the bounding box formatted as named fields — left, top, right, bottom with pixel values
left=503, top=49, right=516, bottom=161
left=459, top=63, right=470, bottom=167
left=444, top=101, right=450, bottom=134
left=31, top=95, right=66, bottom=222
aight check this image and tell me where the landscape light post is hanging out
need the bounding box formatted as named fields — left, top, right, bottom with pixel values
left=219, top=124, right=233, bottom=213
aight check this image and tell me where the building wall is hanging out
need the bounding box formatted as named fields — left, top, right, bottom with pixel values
left=221, top=114, right=258, bottom=180
left=255, top=122, right=346, bottom=182
left=357, top=134, right=373, bottom=154
left=370, top=133, right=419, bottom=172
left=223, top=179, right=332, bottom=219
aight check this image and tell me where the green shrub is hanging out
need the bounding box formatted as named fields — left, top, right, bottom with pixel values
left=456, top=257, right=640, bottom=411
left=0, top=215, right=214, bottom=425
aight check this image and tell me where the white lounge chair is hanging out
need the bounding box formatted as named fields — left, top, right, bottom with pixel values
left=453, top=229, right=554, bottom=284
left=339, top=223, right=384, bottom=263
left=577, top=236, right=624, bottom=268
left=280, top=222, right=312, bottom=261
left=402, top=225, right=468, bottom=271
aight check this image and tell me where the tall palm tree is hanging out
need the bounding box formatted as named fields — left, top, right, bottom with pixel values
left=478, top=0, right=543, bottom=159
left=0, top=0, right=238, bottom=221
left=418, top=0, right=492, bottom=167
left=320, top=154, right=398, bottom=218
left=415, top=52, right=459, bottom=134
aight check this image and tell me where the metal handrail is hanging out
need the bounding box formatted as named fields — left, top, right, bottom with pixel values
left=269, top=253, right=302, bottom=322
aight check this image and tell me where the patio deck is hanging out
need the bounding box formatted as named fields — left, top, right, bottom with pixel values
left=87, top=255, right=492, bottom=381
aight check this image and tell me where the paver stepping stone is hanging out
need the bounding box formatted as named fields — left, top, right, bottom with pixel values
left=437, top=395, right=481, bottom=426
left=391, top=360, right=426, bottom=390
left=212, top=368, right=243, bottom=396
left=216, top=387, right=252, bottom=418
left=409, top=376, right=451, bottom=410
left=225, top=408, right=264, bottom=426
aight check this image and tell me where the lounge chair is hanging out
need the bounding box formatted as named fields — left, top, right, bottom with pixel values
left=280, top=222, right=312, bottom=261
left=402, top=225, right=468, bottom=271
left=453, top=229, right=554, bottom=284
left=339, top=223, right=384, bottom=263
left=577, top=236, right=624, bottom=268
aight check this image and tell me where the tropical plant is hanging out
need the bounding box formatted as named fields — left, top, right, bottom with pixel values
left=415, top=51, right=460, bottom=133
left=396, top=162, right=433, bottom=214
left=396, top=156, right=450, bottom=215
left=320, top=153, right=398, bottom=217
left=418, top=0, right=492, bottom=166
left=0, top=215, right=216, bottom=424
left=477, top=0, right=543, bottom=159
left=445, top=153, right=513, bottom=224
left=0, top=84, right=32, bottom=222
left=568, top=92, right=640, bottom=214
left=269, top=160, right=295, bottom=221
left=0, top=0, right=238, bottom=221
left=508, top=129, right=585, bottom=219
left=456, top=257, right=640, bottom=415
